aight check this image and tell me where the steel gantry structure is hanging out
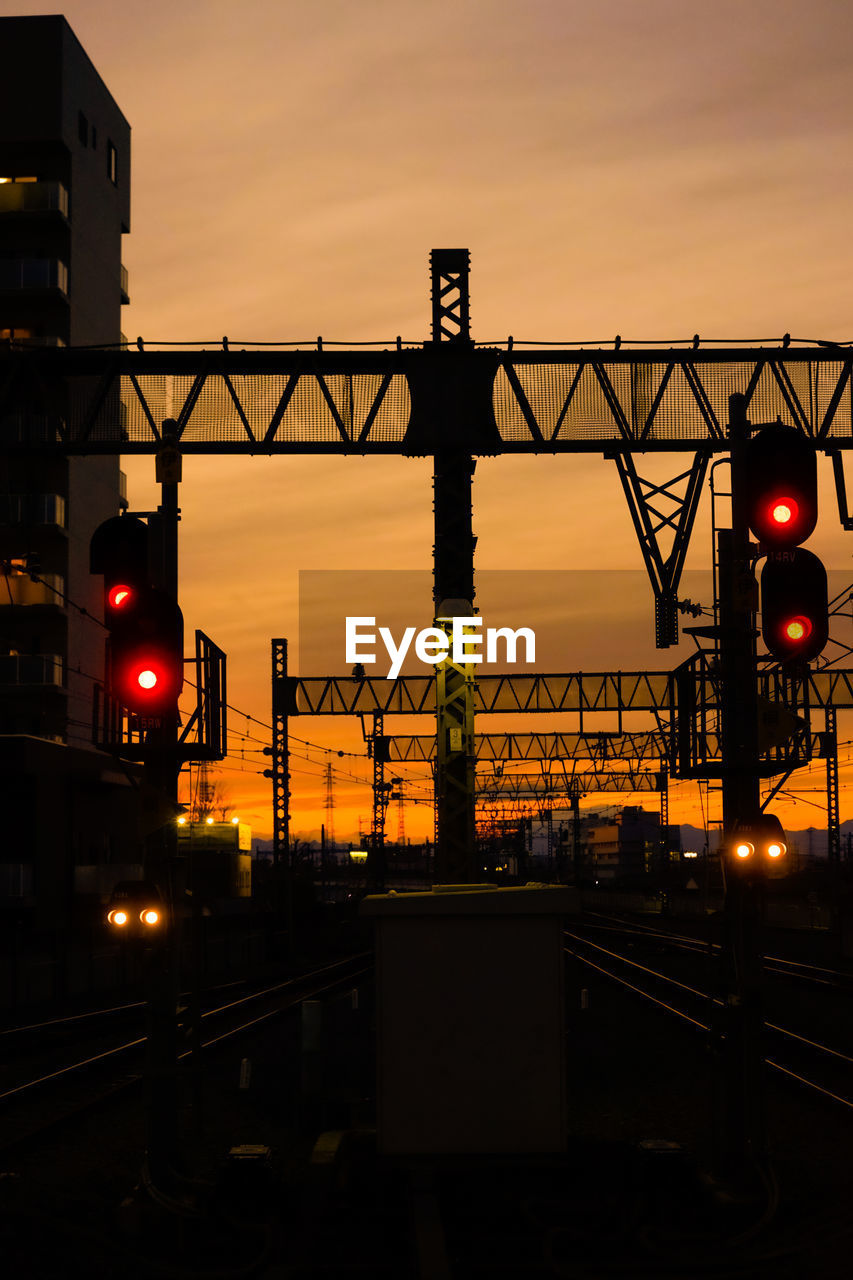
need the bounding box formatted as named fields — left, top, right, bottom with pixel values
left=5, top=249, right=853, bottom=879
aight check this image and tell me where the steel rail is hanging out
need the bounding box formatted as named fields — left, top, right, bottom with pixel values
left=581, top=910, right=853, bottom=987
left=565, top=930, right=853, bottom=1110
left=0, top=952, right=371, bottom=1106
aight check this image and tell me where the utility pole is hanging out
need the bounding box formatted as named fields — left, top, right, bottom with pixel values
left=368, top=710, right=389, bottom=891
left=323, top=760, right=336, bottom=854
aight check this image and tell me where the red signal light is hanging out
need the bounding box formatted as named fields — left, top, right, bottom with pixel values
left=769, top=497, right=798, bottom=528
left=783, top=615, right=813, bottom=644
left=108, top=583, right=134, bottom=610
left=105, top=587, right=184, bottom=715
left=112, top=646, right=182, bottom=712
left=743, top=423, right=817, bottom=547
left=761, top=548, right=828, bottom=663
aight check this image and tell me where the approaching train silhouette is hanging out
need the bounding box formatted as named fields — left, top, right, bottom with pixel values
left=106, top=880, right=165, bottom=933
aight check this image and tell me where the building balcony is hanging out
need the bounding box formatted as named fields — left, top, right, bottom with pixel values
left=0, top=653, right=63, bottom=686
left=0, top=257, right=68, bottom=295
left=0, top=493, right=66, bottom=528
left=0, top=571, right=65, bottom=607
left=0, top=412, right=65, bottom=444
left=0, top=332, right=66, bottom=348
left=120, top=263, right=129, bottom=304
left=0, top=862, right=34, bottom=902
left=0, top=179, right=69, bottom=219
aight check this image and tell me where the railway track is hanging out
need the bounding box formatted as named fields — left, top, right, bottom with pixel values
left=0, top=951, right=372, bottom=1151
left=565, top=918, right=853, bottom=1113
left=581, top=909, right=853, bottom=990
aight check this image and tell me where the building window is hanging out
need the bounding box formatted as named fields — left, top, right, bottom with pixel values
left=107, top=141, right=117, bottom=185
left=78, top=111, right=88, bottom=146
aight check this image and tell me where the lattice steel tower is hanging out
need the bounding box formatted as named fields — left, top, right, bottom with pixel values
left=323, top=760, right=336, bottom=853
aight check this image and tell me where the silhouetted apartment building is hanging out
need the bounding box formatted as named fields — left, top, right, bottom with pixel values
left=0, top=16, right=140, bottom=940
left=584, top=806, right=662, bottom=882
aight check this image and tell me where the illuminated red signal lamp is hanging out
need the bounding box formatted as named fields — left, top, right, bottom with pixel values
left=768, top=497, right=798, bottom=528
left=107, top=583, right=135, bottom=611
left=112, top=646, right=183, bottom=711
left=743, top=423, right=817, bottom=548
left=107, top=588, right=184, bottom=714
left=761, top=549, right=828, bottom=663
left=783, top=615, right=812, bottom=644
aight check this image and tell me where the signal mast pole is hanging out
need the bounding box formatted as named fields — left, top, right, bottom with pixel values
left=715, top=393, right=765, bottom=1183
left=142, top=421, right=186, bottom=1195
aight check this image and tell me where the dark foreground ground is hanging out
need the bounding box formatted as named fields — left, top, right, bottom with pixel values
left=2, top=933, right=853, bottom=1279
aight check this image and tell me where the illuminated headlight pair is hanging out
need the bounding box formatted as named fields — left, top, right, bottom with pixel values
left=107, top=906, right=162, bottom=927
left=733, top=839, right=786, bottom=860
left=729, top=813, right=787, bottom=864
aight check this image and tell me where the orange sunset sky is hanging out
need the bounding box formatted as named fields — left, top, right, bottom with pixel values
left=11, top=0, right=853, bottom=842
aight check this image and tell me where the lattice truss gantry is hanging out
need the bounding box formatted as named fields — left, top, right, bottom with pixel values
left=4, top=345, right=853, bottom=456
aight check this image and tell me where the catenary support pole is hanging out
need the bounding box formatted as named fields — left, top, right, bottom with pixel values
left=430, top=248, right=478, bottom=883
left=271, top=638, right=293, bottom=943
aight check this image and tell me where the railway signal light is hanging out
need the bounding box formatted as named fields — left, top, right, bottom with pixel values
left=760, top=548, right=828, bottom=663
left=108, top=586, right=184, bottom=714
left=742, top=422, right=828, bottom=663
left=743, top=421, right=817, bottom=548
left=90, top=516, right=184, bottom=714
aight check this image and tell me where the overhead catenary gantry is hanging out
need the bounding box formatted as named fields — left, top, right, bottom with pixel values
left=5, top=249, right=853, bottom=879
left=283, top=667, right=853, bottom=717
left=387, top=730, right=668, bottom=764
left=476, top=769, right=665, bottom=797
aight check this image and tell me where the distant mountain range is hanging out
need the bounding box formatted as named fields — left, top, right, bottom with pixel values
left=679, top=823, right=853, bottom=859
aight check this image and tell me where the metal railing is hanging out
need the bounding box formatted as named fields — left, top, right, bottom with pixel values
left=0, top=180, right=68, bottom=217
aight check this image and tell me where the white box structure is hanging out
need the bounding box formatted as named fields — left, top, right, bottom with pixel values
left=361, top=884, right=577, bottom=1156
